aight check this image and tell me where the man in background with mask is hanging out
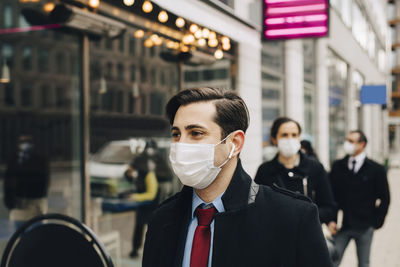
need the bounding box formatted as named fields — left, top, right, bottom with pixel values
left=254, top=117, right=337, bottom=260
left=329, top=130, right=390, bottom=267
left=4, top=134, right=50, bottom=227
left=142, top=88, right=333, bottom=267
left=255, top=117, right=336, bottom=225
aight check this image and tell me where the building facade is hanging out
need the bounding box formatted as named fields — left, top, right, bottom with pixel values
left=258, top=0, right=390, bottom=168
left=389, top=0, right=400, bottom=158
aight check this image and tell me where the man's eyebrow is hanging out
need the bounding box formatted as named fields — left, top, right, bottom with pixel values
left=185, top=124, right=207, bottom=130
left=171, top=124, right=208, bottom=131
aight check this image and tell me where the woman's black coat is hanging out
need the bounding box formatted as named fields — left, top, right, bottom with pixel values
left=142, top=161, right=333, bottom=267
left=255, top=152, right=336, bottom=224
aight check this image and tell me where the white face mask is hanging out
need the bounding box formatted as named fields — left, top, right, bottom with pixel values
left=169, top=135, right=235, bottom=189
left=277, top=138, right=300, bottom=157
left=343, top=141, right=355, bottom=155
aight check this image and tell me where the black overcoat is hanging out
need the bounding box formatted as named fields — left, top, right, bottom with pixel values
left=330, top=156, right=390, bottom=230
left=142, top=160, right=333, bottom=267
left=254, top=153, right=336, bottom=224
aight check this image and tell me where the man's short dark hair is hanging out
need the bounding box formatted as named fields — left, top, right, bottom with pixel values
left=270, top=117, right=302, bottom=140
left=350, top=130, right=368, bottom=145
left=165, top=87, right=249, bottom=138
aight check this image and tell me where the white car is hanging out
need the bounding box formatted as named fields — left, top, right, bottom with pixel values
left=90, top=139, right=145, bottom=198
left=89, top=138, right=171, bottom=198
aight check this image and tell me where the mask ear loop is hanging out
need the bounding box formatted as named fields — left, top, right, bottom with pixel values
left=217, top=143, right=236, bottom=168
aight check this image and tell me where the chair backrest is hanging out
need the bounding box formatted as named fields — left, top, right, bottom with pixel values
left=1, top=213, right=114, bottom=267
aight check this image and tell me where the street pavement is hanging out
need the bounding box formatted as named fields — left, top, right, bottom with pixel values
left=340, top=167, right=400, bottom=267
left=122, top=167, right=400, bottom=267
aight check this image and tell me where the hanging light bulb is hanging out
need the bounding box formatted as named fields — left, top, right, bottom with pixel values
left=214, top=49, right=223, bottom=59
left=99, top=76, right=107, bottom=94
left=189, top=24, right=199, bottom=33
left=175, top=17, right=185, bottom=28
left=134, top=29, right=144, bottom=38
left=0, top=60, right=10, bottom=83
left=43, top=2, right=55, bottom=13
left=88, top=0, right=100, bottom=9
left=208, top=38, right=218, bottom=48
left=142, top=1, right=153, bottom=13
left=144, top=38, right=154, bottom=47
left=194, top=29, right=202, bottom=39
left=202, top=28, right=210, bottom=38
left=209, top=31, right=217, bottom=40
left=158, top=11, right=168, bottom=23
left=221, top=36, right=230, bottom=44
left=222, top=42, right=231, bottom=51
left=123, top=0, right=135, bottom=6
left=197, top=38, right=206, bottom=47
left=152, top=35, right=163, bottom=46
left=182, top=34, right=195, bottom=45
left=166, top=40, right=176, bottom=49
left=180, top=44, right=189, bottom=53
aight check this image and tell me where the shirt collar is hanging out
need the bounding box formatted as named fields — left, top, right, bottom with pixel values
left=349, top=151, right=366, bottom=164
left=191, top=189, right=226, bottom=218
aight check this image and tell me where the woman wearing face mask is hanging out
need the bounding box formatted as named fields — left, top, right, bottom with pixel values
left=255, top=117, right=336, bottom=225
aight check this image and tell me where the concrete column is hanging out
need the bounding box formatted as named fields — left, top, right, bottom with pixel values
left=347, top=66, right=358, bottom=131
left=362, top=105, right=374, bottom=158
left=284, top=40, right=304, bottom=126
left=396, top=125, right=400, bottom=151
left=315, top=38, right=330, bottom=168
left=237, top=42, right=263, bottom=177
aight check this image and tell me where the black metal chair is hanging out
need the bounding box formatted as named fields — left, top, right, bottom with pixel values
left=0, top=213, right=114, bottom=267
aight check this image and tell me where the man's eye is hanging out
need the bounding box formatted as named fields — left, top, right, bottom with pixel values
left=191, top=131, right=203, bottom=137
left=171, top=132, right=180, bottom=138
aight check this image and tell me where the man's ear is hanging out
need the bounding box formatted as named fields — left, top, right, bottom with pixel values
left=231, top=130, right=245, bottom=157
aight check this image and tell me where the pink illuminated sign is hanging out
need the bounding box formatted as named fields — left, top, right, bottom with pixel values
left=263, top=0, right=329, bottom=40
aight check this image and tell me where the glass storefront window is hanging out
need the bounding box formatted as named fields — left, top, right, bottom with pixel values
left=0, top=2, right=83, bottom=257
left=38, top=49, right=50, bottom=72
left=352, top=70, right=364, bottom=129
left=303, top=40, right=316, bottom=142
left=3, top=5, right=14, bottom=29
left=328, top=49, right=348, bottom=162
left=260, top=41, right=284, bottom=151
left=22, top=46, right=33, bottom=71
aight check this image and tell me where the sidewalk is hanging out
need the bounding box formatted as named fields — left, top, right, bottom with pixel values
left=340, top=167, right=400, bottom=267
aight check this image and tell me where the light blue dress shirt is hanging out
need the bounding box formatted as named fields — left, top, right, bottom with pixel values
left=182, top=189, right=225, bottom=267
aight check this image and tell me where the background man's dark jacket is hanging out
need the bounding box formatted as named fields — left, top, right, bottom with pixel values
left=330, top=156, right=390, bottom=230
left=4, top=152, right=49, bottom=209
left=142, top=161, right=333, bottom=267
left=254, top=152, right=336, bottom=224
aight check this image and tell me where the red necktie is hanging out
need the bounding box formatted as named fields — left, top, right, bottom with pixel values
left=190, top=206, right=217, bottom=267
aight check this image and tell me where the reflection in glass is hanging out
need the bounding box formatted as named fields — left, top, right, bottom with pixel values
left=22, top=46, right=33, bottom=71
left=3, top=5, right=14, bottom=28
left=38, top=49, right=50, bottom=72
left=328, top=49, right=348, bottom=162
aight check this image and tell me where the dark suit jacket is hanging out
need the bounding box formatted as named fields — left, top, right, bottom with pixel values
left=142, top=160, right=333, bottom=267
left=330, top=156, right=390, bottom=230
left=255, top=152, right=336, bottom=224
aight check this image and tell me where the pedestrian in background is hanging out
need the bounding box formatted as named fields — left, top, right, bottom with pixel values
left=125, top=140, right=159, bottom=258
left=329, top=130, right=390, bottom=267
left=255, top=117, right=336, bottom=225
left=142, top=88, right=333, bottom=267
left=4, top=134, right=50, bottom=228
left=301, top=139, right=318, bottom=159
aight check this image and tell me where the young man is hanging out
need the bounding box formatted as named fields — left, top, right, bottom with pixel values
left=329, top=130, right=390, bottom=267
left=142, top=87, right=333, bottom=267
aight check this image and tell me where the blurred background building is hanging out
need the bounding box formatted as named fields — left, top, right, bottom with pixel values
left=0, top=0, right=394, bottom=265
left=389, top=0, right=400, bottom=160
